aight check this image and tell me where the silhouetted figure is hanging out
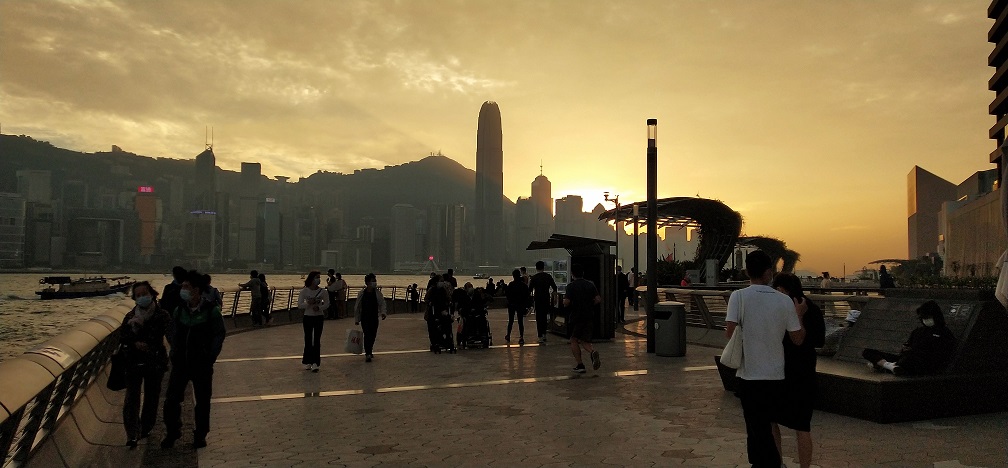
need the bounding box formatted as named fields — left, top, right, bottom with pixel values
left=862, top=301, right=957, bottom=376
left=239, top=270, right=263, bottom=325
left=258, top=273, right=271, bottom=325
left=879, top=265, right=896, bottom=289
left=529, top=260, right=557, bottom=344
left=505, top=269, right=530, bottom=345
left=354, top=273, right=387, bottom=362
left=160, top=266, right=187, bottom=318
left=409, top=283, right=420, bottom=312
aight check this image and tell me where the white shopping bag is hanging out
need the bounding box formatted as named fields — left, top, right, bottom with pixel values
left=344, top=329, right=363, bottom=355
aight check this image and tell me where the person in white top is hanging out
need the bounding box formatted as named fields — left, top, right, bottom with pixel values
left=725, top=250, right=806, bottom=467
left=298, top=271, right=330, bottom=372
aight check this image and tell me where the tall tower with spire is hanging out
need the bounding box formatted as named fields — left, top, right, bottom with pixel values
left=474, top=101, right=504, bottom=266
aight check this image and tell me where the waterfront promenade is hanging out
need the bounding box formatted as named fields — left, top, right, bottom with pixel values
left=101, top=309, right=1002, bottom=468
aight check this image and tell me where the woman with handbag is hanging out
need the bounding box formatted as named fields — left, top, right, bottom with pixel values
left=298, top=271, right=330, bottom=372
left=354, top=273, right=387, bottom=362
left=119, top=281, right=172, bottom=448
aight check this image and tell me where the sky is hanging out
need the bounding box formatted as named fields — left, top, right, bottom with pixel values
left=0, top=0, right=997, bottom=275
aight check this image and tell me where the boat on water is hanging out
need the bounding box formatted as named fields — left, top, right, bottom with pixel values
left=36, top=276, right=135, bottom=300
left=472, top=273, right=490, bottom=279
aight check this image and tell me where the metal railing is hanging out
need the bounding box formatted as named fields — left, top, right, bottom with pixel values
left=0, top=304, right=128, bottom=468
left=656, top=287, right=874, bottom=330
left=218, top=285, right=430, bottom=321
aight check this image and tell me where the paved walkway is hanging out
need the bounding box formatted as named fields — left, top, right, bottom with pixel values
left=152, top=311, right=1003, bottom=467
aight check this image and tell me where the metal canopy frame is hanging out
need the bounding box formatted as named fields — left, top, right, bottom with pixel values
left=597, top=196, right=743, bottom=277
left=526, top=233, right=617, bottom=256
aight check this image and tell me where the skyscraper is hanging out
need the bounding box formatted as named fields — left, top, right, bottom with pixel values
left=474, top=101, right=504, bottom=265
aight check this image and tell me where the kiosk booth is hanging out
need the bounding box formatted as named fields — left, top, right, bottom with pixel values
left=526, top=234, right=616, bottom=341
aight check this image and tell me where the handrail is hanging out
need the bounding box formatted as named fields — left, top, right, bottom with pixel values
left=0, top=303, right=130, bottom=468
left=646, top=287, right=880, bottom=331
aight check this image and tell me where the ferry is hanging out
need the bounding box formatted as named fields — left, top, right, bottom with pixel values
left=472, top=273, right=490, bottom=279
left=36, top=276, right=135, bottom=300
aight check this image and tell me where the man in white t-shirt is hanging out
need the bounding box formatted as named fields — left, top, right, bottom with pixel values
left=725, top=250, right=806, bottom=467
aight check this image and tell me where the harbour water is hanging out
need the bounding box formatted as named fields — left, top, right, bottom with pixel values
left=0, top=272, right=445, bottom=363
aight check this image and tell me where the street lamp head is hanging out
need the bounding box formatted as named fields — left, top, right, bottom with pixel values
left=647, top=119, right=657, bottom=149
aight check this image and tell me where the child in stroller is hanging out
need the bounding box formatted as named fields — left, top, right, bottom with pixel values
left=457, top=285, right=492, bottom=349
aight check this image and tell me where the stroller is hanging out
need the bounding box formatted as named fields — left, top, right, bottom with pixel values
left=457, top=289, right=493, bottom=349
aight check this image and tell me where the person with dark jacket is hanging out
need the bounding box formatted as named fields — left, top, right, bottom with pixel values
left=353, top=273, right=387, bottom=362
left=159, top=266, right=186, bottom=320
left=862, top=300, right=957, bottom=376
left=616, top=265, right=631, bottom=323
left=161, top=270, right=226, bottom=450
left=505, top=269, right=530, bottom=345
left=529, top=260, right=558, bottom=344
left=771, top=273, right=826, bottom=468
left=120, top=281, right=172, bottom=448
left=425, top=275, right=451, bottom=351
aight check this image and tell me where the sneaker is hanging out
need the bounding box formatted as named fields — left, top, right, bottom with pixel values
left=590, top=351, right=601, bottom=370
left=126, top=439, right=138, bottom=449
left=573, top=363, right=586, bottom=374
left=537, top=336, right=545, bottom=344
left=518, top=338, right=525, bottom=346
left=505, top=335, right=510, bottom=343
left=191, top=437, right=207, bottom=449
left=305, top=364, right=313, bottom=371
left=365, top=354, right=372, bottom=362
left=311, top=364, right=319, bottom=373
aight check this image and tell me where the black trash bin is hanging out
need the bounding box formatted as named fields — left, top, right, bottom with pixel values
left=654, top=301, right=686, bottom=357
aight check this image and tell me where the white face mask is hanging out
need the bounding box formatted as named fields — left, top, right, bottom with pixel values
left=921, top=318, right=935, bottom=327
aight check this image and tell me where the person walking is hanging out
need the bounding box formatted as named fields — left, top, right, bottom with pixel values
left=162, top=270, right=226, bottom=450
left=529, top=260, right=558, bottom=344
left=616, top=265, right=630, bottom=323
left=771, top=273, right=826, bottom=468
left=354, top=273, right=387, bottom=362
left=505, top=269, right=530, bottom=345
left=298, top=271, right=330, bottom=372
left=564, top=264, right=602, bottom=373
left=120, top=281, right=171, bottom=448
left=258, top=273, right=272, bottom=325
left=239, top=270, right=263, bottom=325
left=725, top=250, right=806, bottom=467
left=425, top=275, right=451, bottom=351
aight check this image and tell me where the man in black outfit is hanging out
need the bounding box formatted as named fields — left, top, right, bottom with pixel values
left=529, top=260, right=557, bottom=344
left=564, top=264, right=601, bottom=373
left=160, top=266, right=186, bottom=318
left=616, top=265, right=630, bottom=323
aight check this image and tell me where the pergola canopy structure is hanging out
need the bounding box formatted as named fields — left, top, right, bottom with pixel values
left=736, top=236, right=801, bottom=273
left=599, top=196, right=743, bottom=277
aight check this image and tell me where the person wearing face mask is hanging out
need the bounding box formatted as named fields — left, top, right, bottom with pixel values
left=119, top=281, right=172, bottom=448
left=162, top=270, right=226, bottom=450
left=298, top=271, right=330, bottom=372
left=862, top=300, right=957, bottom=376
left=353, top=273, right=387, bottom=362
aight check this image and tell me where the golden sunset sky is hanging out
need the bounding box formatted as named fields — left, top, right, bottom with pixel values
left=0, top=1, right=997, bottom=275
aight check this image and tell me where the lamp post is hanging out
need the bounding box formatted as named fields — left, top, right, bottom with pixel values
left=646, top=118, right=658, bottom=354
left=633, top=203, right=639, bottom=311
left=604, top=191, right=619, bottom=325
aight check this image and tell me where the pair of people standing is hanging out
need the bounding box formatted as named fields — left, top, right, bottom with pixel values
left=239, top=270, right=270, bottom=325
left=299, top=271, right=387, bottom=367
left=725, top=250, right=817, bottom=468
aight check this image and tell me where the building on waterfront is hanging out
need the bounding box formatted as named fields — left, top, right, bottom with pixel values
left=908, top=166, right=957, bottom=259
left=989, top=0, right=1008, bottom=172
left=237, top=162, right=263, bottom=263
left=554, top=195, right=585, bottom=238
left=474, top=101, right=504, bottom=266
left=134, top=186, right=159, bottom=259
left=939, top=169, right=1005, bottom=277
left=391, top=204, right=423, bottom=271
left=514, top=172, right=554, bottom=265
left=0, top=193, right=26, bottom=268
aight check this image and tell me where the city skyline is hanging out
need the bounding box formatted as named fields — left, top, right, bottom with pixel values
left=0, top=1, right=997, bottom=274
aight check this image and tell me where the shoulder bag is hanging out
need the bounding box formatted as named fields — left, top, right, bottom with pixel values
left=720, top=291, right=745, bottom=369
